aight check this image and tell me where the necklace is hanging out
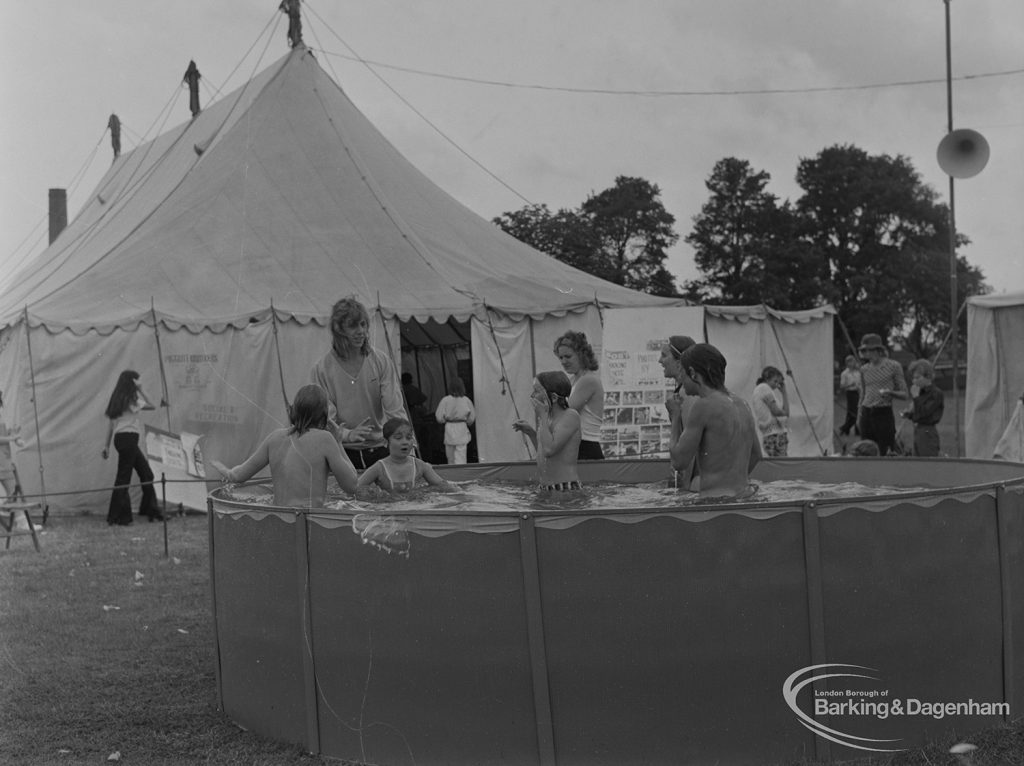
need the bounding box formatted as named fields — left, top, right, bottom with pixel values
left=337, top=356, right=363, bottom=385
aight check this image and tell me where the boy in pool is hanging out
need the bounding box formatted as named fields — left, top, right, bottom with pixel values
left=357, top=418, right=452, bottom=494
left=668, top=343, right=761, bottom=500
left=211, top=384, right=359, bottom=507
left=513, top=371, right=582, bottom=491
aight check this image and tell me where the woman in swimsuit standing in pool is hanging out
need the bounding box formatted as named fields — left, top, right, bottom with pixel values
left=513, top=371, right=582, bottom=491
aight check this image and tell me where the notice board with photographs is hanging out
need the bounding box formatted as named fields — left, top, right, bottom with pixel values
left=599, top=307, right=705, bottom=458
left=144, top=426, right=209, bottom=510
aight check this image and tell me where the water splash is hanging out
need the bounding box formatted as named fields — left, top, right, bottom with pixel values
left=351, top=513, right=411, bottom=558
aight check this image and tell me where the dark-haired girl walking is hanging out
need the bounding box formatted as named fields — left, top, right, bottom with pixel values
left=102, top=370, right=162, bottom=525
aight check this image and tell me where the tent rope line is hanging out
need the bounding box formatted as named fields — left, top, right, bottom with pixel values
left=483, top=303, right=534, bottom=459
left=6, top=27, right=287, bottom=317
left=766, top=310, right=827, bottom=456
left=150, top=300, right=173, bottom=431
left=2, top=84, right=188, bottom=308
left=0, top=128, right=108, bottom=294
left=270, top=299, right=292, bottom=414
left=309, top=70, right=457, bottom=281
left=304, top=3, right=531, bottom=205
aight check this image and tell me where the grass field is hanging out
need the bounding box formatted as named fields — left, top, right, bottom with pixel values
left=3, top=428, right=1021, bottom=765
left=0, top=515, right=340, bottom=766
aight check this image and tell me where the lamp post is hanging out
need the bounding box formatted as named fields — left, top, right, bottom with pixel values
left=937, top=0, right=988, bottom=456
left=944, top=0, right=959, bottom=457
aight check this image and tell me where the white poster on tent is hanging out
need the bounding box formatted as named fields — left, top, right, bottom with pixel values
left=145, top=426, right=209, bottom=511
left=600, top=307, right=704, bottom=458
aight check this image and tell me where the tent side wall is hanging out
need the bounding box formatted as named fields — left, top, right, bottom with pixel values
left=706, top=309, right=835, bottom=457
left=471, top=305, right=603, bottom=463
left=966, top=295, right=1024, bottom=459
left=5, top=303, right=835, bottom=514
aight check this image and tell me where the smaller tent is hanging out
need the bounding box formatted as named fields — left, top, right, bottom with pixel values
left=965, top=291, right=1024, bottom=459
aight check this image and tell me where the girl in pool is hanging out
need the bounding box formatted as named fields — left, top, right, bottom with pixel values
left=211, top=384, right=359, bottom=507
left=513, top=371, right=582, bottom=491
left=357, top=418, right=452, bottom=494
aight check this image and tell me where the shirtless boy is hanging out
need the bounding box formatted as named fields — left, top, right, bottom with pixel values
left=212, top=384, right=359, bottom=508
left=668, top=343, right=761, bottom=500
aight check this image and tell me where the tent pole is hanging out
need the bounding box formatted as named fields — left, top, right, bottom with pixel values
left=21, top=307, right=49, bottom=522
left=269, top=300, right=291, bottom=414
left=833, top=311, right=859, bottom=360
left=150, top=300, right=173, bottom=431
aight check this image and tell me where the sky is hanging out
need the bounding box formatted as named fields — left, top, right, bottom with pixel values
left=1, top=0, right=1022, bottom=297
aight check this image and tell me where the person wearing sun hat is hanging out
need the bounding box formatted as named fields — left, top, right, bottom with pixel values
left=856, top=333, right=908, bottom=456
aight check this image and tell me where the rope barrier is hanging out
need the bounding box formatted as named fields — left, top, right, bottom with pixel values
left=10, top=476, right=215, bottom=503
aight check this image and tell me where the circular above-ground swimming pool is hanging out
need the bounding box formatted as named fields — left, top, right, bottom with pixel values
left=207, top=458, right=1024, bottom=765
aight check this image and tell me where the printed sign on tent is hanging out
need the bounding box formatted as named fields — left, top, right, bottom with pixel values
left=599, top=307, right=704, bottom=459
left=145, top=426, right=208, bottom=511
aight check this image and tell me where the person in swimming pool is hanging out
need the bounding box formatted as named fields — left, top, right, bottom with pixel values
left=357, top=417, right=451, bottom=494
left=670, top=343, right=761, bottom=500
left=211, top=384, right=359, bottom=508
left=513, top=371, right=582, bottom=491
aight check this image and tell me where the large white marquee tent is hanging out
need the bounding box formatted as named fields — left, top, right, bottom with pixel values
left=0, top=45, right=834, bottom=514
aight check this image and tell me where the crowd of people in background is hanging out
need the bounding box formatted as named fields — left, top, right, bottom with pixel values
left=836, top=333, right=947, bottom=458
left=65, top=297, right=993, bottom=518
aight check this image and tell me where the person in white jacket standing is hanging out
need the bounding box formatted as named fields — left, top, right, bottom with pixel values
left=435, top=378, right=476, bottom=464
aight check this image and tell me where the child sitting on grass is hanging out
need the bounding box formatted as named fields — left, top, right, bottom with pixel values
left=900, top=359, right=945, bottom=457
left=357, top=418, right=452, bottom=494
left=211, top=384, right=358, bottom=508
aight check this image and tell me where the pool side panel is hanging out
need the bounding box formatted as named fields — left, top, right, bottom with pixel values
left=534, top=512, right=814, bottom=765
left=817, top=494, right=1005, bottom=755
left=211, top=512, right=308, bottom=746
left=998, top=483, right=1024, bottom=717
left=306, top=519, right=539, bottom=765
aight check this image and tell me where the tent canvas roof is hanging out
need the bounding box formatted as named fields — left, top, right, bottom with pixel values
left=0, top=47, right=683, bottom=334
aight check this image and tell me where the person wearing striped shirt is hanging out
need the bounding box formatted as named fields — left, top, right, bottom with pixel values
left=855, top=333, right=908, bottom=456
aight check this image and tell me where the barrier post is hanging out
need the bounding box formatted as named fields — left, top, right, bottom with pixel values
left=801, top=501, right=831, bottom=761
left=295, top=511, right=321, bottom=754
left=207, top=498, right=224, bottom=711
left=995, top=485, right=1017, bottom=720
left=518, top=513, right=556, bottom=766
left=161, top=473, right=168, bottom=557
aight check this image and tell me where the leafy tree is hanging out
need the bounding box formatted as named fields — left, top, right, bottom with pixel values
left=795, top=144, right=986, bottom=353
left=579, top=176, right=679, bottom=296
left=495, top=177, right=679, bottom=297
left=492, top=204, right=602, bottom=276
left=683, top=158, right=821, bottom=308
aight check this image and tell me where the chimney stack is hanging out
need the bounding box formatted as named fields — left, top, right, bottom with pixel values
left=49, top=188, right=68, bottom=244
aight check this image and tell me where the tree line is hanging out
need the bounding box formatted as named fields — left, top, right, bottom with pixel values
left=493, top=144, right=987, bottom=360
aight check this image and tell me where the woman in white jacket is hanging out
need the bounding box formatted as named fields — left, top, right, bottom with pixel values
left=435, top=378, right=476, bottom=464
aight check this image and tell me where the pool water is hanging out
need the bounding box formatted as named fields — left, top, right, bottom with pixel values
left=224, top=477, right=933, bottom=514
